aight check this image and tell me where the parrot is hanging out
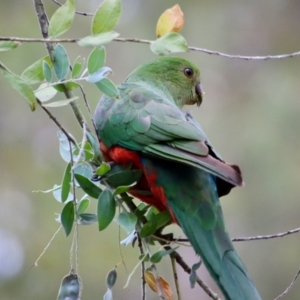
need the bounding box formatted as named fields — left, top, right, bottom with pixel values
left=94, top=56, right=261, bottom=300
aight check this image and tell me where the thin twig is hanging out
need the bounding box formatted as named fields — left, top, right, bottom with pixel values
left=69, top=139, right=79, bottom=274
left=232, top=227, right=300, bottom=242
left=274, top=266, right=300, bottom=300
left=51, top=0, right=93, bottom=16
left=37, top=99, right=77, bottom=146
left=137, top=234, right=146, bottom=300
left=171, top=255, right=181, bottom=300
left=30, top=225, right=62, bottom=268
left=1, top=36, right=300, bottom=61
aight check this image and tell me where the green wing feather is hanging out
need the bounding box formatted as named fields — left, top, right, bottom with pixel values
left=94, top=81, right=242, bottom=187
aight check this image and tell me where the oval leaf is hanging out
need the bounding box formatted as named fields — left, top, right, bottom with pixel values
left=95, top=78, right=119, bottom=99
left=49, top=0, right=75, bottom=37
left=155, top=210, right=172, bottom=230
left=57, top=273, right=79, bottom=300
left=54, top=81, right=79, bottom=92
left=61, top=162, right=71, bottom=203
left=86, top=67, right=112, bottom=83
left=87, top=47, right=106, bottom=74
left=71, top=56, right=84, bottom=79
left=35, top=84, right=57, bottom=102
left=0, top=41, right=21, bottom=52
left=78, top=213, right=97, bottom=225
left=139, top=216, right=157, bottom=238
left=22, top=56, right=52, bottom=84
left=150, top=32, right=188, bottom=56
left=0, top=63, right=37, bottom=111
left=61, top=201, right=74, bottom=236
left=117, top=212, right=137, bottom=233
left=92, top=0, right=121, bottom=34
left=106, top=268, right=117, bottom=289
left=150, top=247, right=179, bottom=263
left=77, top=198, right=90, bottom=214
left=156, top=4, right=184, bottom=37
left=53, top=44, right=70, bottom=80
left=42, top=96, right=78, bottom=107
left=78, top=31, right=119, bottom=48
left=43, top=60, right=52, bottom=83
left=75, top=173, right=102, bottom=199
left=97, top=189, right=115, bottom=231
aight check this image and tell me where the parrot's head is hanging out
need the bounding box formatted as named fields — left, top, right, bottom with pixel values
left=125, top=57, right=203, bottom=108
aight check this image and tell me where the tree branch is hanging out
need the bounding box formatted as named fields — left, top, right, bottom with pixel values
left=32, top=0, right=87, bottom=129
left=232, top=227, right=300, bottom=242
left=1, top=36, right=300, bottom=61
left=274, top=266, right=300, bottom=300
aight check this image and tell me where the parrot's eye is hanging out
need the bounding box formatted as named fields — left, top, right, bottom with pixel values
left=184, top=68, right=194, bottom=78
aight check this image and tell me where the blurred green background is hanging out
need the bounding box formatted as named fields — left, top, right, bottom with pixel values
left=1, top=0, right=300, bottom=299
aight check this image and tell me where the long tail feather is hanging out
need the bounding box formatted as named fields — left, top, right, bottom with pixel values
left=142, top=157, right=261, bottom=300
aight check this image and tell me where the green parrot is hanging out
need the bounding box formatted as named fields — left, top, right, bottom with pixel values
left=94, top=56, right=261, bottom=300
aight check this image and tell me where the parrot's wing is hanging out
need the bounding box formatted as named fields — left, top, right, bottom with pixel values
left=97, top=82, right=242, bottom=187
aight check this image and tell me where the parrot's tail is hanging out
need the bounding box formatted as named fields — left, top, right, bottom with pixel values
left=142, top=157, right=261, bottom=300
left=173, top=205, right=262, bottom=300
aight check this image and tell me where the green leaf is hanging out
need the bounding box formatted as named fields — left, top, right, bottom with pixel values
left=73, top=162, right=93, bottom=179
left=139, top=254, right=150, bottom=261
left=42, top=96, right=78, bottom=107
left=86, top=67, right=112, bottom=83
left=75, top=174, right=102, bottom=199
left=77, top=198, right=90, bottom=214
left=96, top=162, right=111, bottom=176
left=57, top=273, right=79, bottom=300
left=43, top=60, right=52, bottom=83
left=105, top=169, right=142, bottom=188
left=117, top=212, right=137, bottom=233
left=54, top=81, right=79, bottom=92
left=113, top=182, right=136, bottom=196
left=150, top=247, right=179, bottom=263
left=95, top=78, right=119, bottom=99
left=61, top=201, right=74, bottom=236
left=78, top=31, right=119, bottom=48
left=0, top=62, right=37, bottom=111
left=87, top=47, right=106, bottom=74
left=78, top=213, right=97, bottom=225
left=71, top=56, right=84, bottom=79
left=139, top=215, right=157, bottom=238
left=57, top=130, right=77, bottom=162
left=53, top=44, right=70, bottom=80
left=61, top=162, right=71, bottom=203
left=106, top=268, right=117, bottom=289
left=97, top=189, right=115, bottom=231
left=34, top=83, right=57, bottom=102
left=150, top=32, right=188, bottom=56
left=92, top=0, right=121, bottom=34
left=135, top=203, right=151, bottom=218
left=21, top=56, right=52, bottom=84
left=86, top=131, right=102, bottom=163
left=49, top=0, right=75, bottom=37
left=0, top=41, right=21, bottom=52
left=155, top=210, right=172, bottom=229
left=53, top=187, right=73, bottom=203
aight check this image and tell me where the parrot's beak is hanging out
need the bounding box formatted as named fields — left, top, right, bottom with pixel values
left=195, top=82, right=203, bottom=107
